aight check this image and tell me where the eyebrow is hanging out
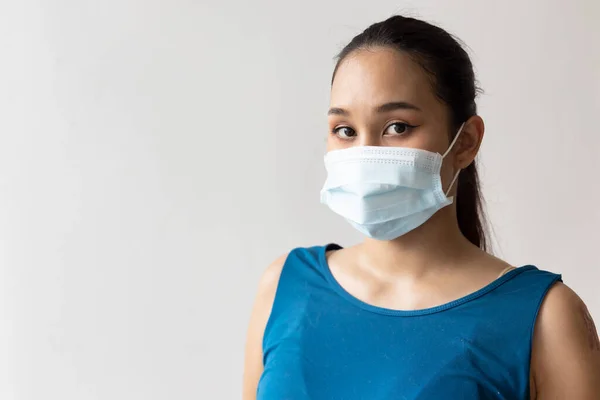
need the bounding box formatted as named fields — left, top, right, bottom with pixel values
left=327, top=101, right=421, bottom=116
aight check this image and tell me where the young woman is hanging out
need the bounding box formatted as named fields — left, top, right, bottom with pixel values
left=243, top=15, right=600, bottom=399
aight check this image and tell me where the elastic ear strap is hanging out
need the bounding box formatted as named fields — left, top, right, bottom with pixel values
left=442, top=122, right=466, bottom=159
left=445, top=170, right=461, bottom=197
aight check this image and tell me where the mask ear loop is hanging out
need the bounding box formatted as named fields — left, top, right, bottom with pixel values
left=442, top=122, right=466, bottom=159
left=445, top=170, right=461, bottom=197
left=442, top=122, right=466, bottom=197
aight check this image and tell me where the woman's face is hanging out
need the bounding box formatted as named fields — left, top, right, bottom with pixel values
left=327, top=47, right=454, bottom=155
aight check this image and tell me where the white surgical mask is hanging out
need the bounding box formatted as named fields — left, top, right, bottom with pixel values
left=320, top=123, right=465, bottom=240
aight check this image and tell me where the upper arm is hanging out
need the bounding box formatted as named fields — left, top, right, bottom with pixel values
left=531, top=282, right=600, bottom=399
left=242, top=253, right=288, bottom=400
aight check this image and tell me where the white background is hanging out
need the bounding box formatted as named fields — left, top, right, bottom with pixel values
left=0, top=0, right=598, bottom=398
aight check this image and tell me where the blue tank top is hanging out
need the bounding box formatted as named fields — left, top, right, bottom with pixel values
left=257, top=244, right=562, bottom=400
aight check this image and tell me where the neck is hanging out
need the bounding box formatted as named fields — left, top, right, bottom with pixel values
left=357, top=207, right=477, bottom=279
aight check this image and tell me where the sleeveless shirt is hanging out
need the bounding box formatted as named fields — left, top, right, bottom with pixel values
left=257, top=244, right=562, bottom=400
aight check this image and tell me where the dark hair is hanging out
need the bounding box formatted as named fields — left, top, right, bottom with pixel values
left=331, top=15, right=489, bottom=251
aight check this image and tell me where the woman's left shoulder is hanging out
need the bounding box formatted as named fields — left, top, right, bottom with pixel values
left=531, top=282, right=600, bottom=398
left=535, top=281, right=596, bottom=335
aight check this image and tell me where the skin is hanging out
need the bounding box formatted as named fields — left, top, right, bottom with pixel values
left=243, top=47, right=600, bottom=399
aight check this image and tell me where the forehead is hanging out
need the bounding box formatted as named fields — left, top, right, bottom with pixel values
left=330, top=47, right=436, bottom=109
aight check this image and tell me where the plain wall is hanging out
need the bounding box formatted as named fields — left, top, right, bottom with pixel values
left=0, top=0, right=598, bottom=398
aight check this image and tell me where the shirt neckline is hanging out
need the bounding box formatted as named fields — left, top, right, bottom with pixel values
left=319, top=243, right=537, bottom=317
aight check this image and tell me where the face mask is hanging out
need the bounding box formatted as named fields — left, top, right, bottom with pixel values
left=320, top=123, right=465, bottom=240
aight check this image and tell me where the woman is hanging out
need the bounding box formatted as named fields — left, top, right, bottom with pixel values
left=243, top=15, right=600, bottom=399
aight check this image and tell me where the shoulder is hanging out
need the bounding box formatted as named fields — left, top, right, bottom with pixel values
left=537, top=281, right=585, bottom=316
left=254, top=244, right=334, bottom=318
left=534, top=282, right=594, bottom=339
left=246, top=252, right=290, bottom=345
left=255, top=253, right=289, bottom=310
left=242, top=253, right=289, bottom=399
left=531, top=282, right=600, bottom=398
left=260, top=253, right=288, bottom=290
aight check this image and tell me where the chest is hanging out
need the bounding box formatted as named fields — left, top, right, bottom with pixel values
left=259, top=300, right=530, bottom=399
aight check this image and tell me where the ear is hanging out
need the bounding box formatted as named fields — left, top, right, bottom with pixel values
left=454, top=115, right=484, bottom=169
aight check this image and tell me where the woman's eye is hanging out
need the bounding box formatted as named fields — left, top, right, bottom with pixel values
left=333, top=126, right=356, bottom=139
left=384, top=122, right=414, bottom=136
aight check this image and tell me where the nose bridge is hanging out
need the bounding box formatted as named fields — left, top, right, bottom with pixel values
left=358, top=128, right=382, bottom=147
